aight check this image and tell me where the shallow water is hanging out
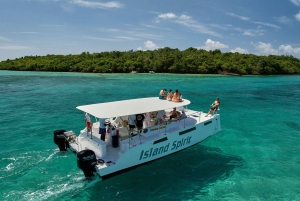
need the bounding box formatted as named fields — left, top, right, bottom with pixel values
left=0, top=71, right=300, bottom=200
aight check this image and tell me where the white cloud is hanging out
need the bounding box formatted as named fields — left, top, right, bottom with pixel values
left=198, top=39, right=228, bottom=50
left=295, top=11, right=300, bottom=21
left=84, top=36, right=119, bottom=41
left=115, top=36, right=137, bottom=40
left=275, top=16, right=292, bottom=24
left=158, top=13, right=177, bottom=19
left=227, top=13, right=250, bottom=21
left=235, top=27, right=265, bottom=37
left=0, top=45, right=32, bottom=50
left=137, top=40, right=160, bottom=51
left=178, top=14, right=191, bottom=20
left=157, top=13, right=220, bottom=37
left=227, top=12, right=280, bottom=29
left=243, top=31, right=255, bottom=36
left=230, top=47, right=249, bottom=54
left=70, top=0, right=123, bottom=9
left=251, top=42, right=300, bottom=57
left=0, top=36, right=10, bottom=41
left=253, top=42, right=278, bottom=55
left=253, top=21, right=280, bottom=29
left=176, top=20, right=220, bottom=37
left=13, top=32, right=40, bottom=34
left=142, top=24, right=172, bottom=31
left=290, top=0, right=300, bottom=6
left=279, top=44, right=300, bottom=55
left=144, top=40, right=159, bottom=50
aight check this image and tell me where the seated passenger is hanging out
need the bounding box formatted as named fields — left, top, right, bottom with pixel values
left=166, top=89, right=173, bottom=101
left=172, top=89, right=183, bottom=102
left=180, top=110, right=187, bottom=119
left=150, top=111, right=158, bottom=125
left=169, top=108, right=180, bottom=121
left=159, top=89, right=167, bottom=100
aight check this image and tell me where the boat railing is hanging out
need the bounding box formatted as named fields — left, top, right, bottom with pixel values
left=186, top=110, right=203, bottom=122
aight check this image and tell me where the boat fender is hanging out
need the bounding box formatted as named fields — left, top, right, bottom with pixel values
left=53, top=130, right=67, bottom=151
left=77, top=149, right=97, bottom=178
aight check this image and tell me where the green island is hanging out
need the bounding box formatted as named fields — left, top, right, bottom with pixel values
left=1, top=47, right=300, bottom=75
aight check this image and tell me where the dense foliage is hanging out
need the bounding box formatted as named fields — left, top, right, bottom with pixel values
left=1, top=47, right=300, bottom=75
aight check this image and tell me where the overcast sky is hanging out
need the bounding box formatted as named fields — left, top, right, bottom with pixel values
left=1, top=0, right=300, bottom=61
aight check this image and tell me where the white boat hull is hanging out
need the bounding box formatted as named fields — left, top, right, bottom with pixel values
left=68, top=113, right=221, bottom=178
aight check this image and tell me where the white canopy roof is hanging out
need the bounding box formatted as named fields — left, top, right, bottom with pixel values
left=76, top=97, right=191, bottom=118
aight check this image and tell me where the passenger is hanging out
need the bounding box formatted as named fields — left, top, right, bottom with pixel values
left=172, top=89, right=183, bottom=102
left=205, top=97, right=220, bottom=117
left=157, top=110, right=166, bottom=124
left=135, top=113, right=145, bottom=134
left=85, top=112, right=91, bottom=132
left=159, top=89, right=167, bottom=100
left=150, top=111, right=158, bottom=125
left=180, top=110, right=187, bottom=119
left=143, top=112, right=151, bottom=128
left=169, top=108, right=180, bottom=121
left=98, top=118, right=106, bottom=141
left=166, top=89, right=173, bottom=101
left=128, top=114, right=136, bottom=135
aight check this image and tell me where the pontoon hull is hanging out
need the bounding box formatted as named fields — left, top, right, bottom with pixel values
left=68, top=115, right=221, bottom=178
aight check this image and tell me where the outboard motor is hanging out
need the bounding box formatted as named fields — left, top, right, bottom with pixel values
left=54, top=130, right=68, bottom=151
left=77, top=149, right=97, bottom=178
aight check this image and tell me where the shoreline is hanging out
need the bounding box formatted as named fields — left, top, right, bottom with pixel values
left=0, top=69, right=299, bottom=76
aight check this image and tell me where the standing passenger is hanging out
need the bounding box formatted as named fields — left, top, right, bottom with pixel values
left=99, top=118, right=106, bottom=141
left=205, top=97, right=220, bottom=117
left=128, top=114, right=136, bottom=136
left=135, top=113, right=145, bottom=134
left=85, top=112, right=91, bottom=132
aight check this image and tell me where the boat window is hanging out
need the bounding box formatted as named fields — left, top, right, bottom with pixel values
left=179, top=127, right=196, bottom=135
left=204, top=121, right=212, bottom=126
left=153, top=137, right=168, bottom=144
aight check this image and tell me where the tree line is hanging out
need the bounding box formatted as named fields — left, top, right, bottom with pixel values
left=1, top=47, right=300, bottom=75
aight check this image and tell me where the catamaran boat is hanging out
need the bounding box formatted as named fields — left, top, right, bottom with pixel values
left=54, top=97, right=221, bottom=179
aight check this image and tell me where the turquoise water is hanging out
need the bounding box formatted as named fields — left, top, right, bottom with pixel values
left=1, top=70, right=300, bottom=201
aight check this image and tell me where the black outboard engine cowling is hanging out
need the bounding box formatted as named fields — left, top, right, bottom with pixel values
left=54, top=130, right=68, bottom=151
left=77, top=150, right=97, bottom=178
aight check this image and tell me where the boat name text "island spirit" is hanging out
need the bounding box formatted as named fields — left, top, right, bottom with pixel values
left=139, top=136, right=192, bottom=160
